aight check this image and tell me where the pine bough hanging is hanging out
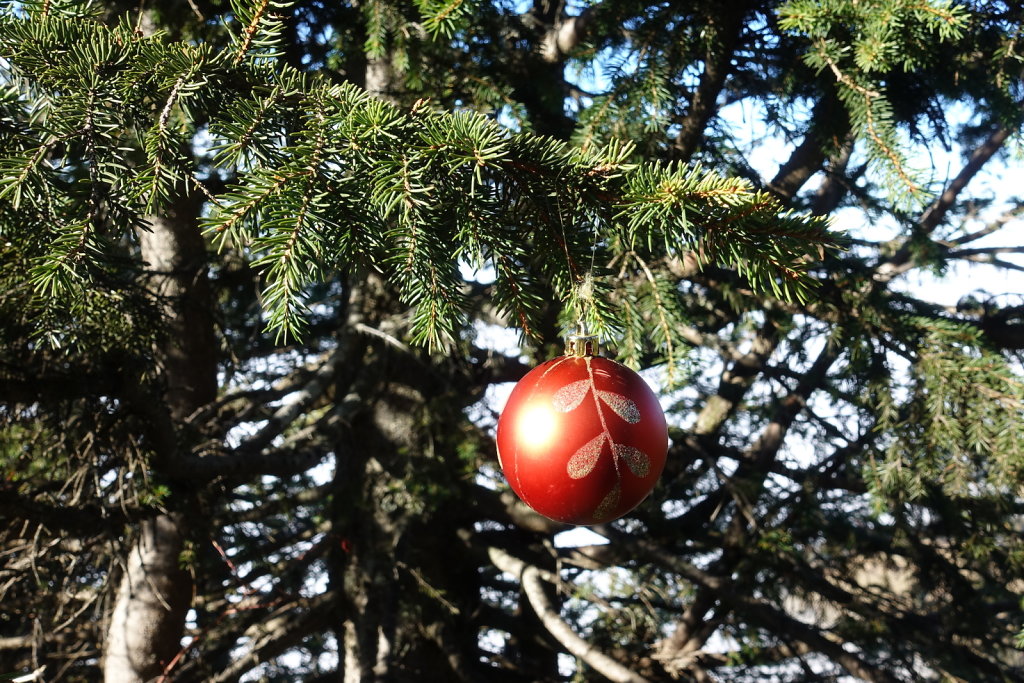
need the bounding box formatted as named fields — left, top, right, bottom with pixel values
left=0, top=0, right=836, bottom=351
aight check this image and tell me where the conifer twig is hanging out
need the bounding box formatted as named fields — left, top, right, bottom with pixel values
left=232, top=0, right=272, bottom=66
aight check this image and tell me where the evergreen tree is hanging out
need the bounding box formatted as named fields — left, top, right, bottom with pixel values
left=1, top=0, right=1023, bottom=681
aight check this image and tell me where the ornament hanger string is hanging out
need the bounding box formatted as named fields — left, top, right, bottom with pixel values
left=553, top=173, right=603, bottom=338
left=576, top=216, right=602, bottom=337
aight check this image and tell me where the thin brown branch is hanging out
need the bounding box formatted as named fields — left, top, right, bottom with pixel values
left=961, top=254, right=1024, bottom=273
left=950, top=203, right=1024, bottom=245
left=653, top=588, right=718, bottom=675
left=487, top=547, right=651, bottom=683
left=0, top=489, right=123, bottom=534
left=601, top=530, right=900, bottom=683
left=948, top=245, right=1024, bottom=259
left=875, top=122, right=1013, bottom=283
left=232, top=0, right=272, bottom=66
left=769, top=94, right=851, bottom=202
left=920, top=125, right=1013, bottom=234
left=692, top=319, right=780, bottom=436
left=476, top=487, right=571, bottom=535
left=673, top=4, right=750, bottom=161
left=202, top=592, right=336, bottom=683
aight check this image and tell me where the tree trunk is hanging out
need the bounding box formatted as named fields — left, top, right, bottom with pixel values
left=327, top=272, right=487, bottom=682
left=332, top=278, right=411, bottom=682
left=104, top=515, right=191, bottom=682
left=103, top=195, right=216, bottom=681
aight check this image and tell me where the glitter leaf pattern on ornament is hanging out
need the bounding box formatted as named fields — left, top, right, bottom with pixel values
left=550, top=360, right=655, bottom=519
left=552, top=379, right=591, bottom=412
left=596, top=390, right=641, bottom=424
left=593, top=483, right=621, bottom=522
left=612, top=443, right=650, bottom=478
left=567, top=433, right=606, bottom=479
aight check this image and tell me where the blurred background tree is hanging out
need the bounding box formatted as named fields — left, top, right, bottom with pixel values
left=1, top=0, right=1023, bottom=681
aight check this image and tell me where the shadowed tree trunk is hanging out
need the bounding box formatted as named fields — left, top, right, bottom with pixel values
left=105, top=515, right=191, bottom=682
left=103, top=195, right=216, bottom=681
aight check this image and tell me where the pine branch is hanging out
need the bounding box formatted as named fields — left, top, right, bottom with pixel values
left=250, top=110, right=328, bottom=340
left=0, top=11, right=839, bottom=348
left=948, top=246, right=1024, bottom=259
left=672, top=4, right=746, bottom=161
left=867, top=317, right=1024, bottom=500
left=230, top=0, right=291, bottom=66
left=780, top=0, right=971, bottom=207
left=631, top=252, right=681, bottom=381
left=875, top=121, right=1014, bottom=282
left=414, top=0, right=475, bottom=39
left=601, top=528, right=902, bottom=683
left=959, top=254, right=1024, bottom=274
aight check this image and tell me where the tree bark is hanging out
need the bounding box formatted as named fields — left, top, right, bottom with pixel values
left=768, top=93, right=850, bottom=201
left=103, top=195, right=216, bottom=682
left=332, top=351, right=419, bottom=683
left=104, top=515, right=191, bottom=683
left=135, top=196, right=218, bottom=419
left=673, top=3, right=750, bottom=161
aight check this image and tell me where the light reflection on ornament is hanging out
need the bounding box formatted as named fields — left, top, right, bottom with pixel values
left=515, top=402, right=558, bottom=450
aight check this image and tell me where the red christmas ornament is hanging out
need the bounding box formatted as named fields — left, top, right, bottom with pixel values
left=496, top=334, right=668, bottom=525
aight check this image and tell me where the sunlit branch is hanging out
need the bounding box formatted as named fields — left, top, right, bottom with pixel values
left=487, top=546, right=651, bottom=683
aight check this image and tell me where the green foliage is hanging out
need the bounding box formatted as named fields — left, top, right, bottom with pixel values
left=618, top=163, right=832, bottom=303
left=227, top=0, right=294, bottom=66
left=3, top=0, right=1024, bottom=680
left=779, top=0, right=970, bottom=207
left=414, top=0, right=476, bottom=39
left=0, top=7, right=836, bottom=350
left=867, top=318, right=1024, bottom=501
left=572, top=53, right=673, bottom=155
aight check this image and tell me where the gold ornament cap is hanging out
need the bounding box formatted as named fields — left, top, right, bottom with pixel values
left=565, top=324, right=600, bottom=357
